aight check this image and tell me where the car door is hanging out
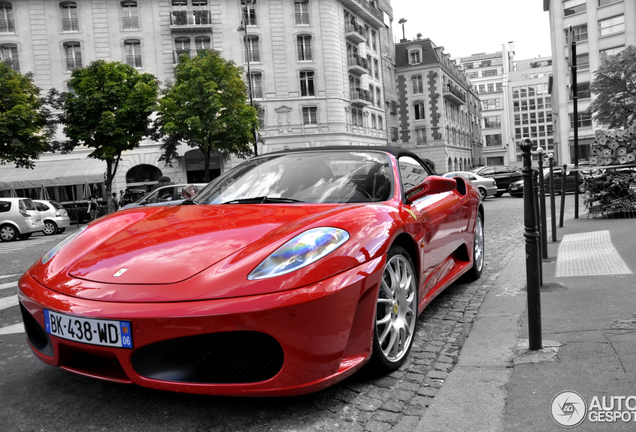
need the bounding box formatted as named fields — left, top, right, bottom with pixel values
left=398, top=156, right=463, bottom=302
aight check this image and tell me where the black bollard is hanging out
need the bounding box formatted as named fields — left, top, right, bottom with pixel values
left=548, top=154, right=557, bottom=242
left=537, top=151, right=548, bottom=259
left=559, top=164, right=567, bottom=228
left=520, top=138, right=542, bottom=350
left=532, top=169, right=543, bottom=286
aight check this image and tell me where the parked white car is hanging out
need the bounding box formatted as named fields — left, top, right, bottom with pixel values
left=0, top=198, right=44, bottom=241
left=443, top=171, right=498, bottom=200
left=33, top=200, right=71, bottom=235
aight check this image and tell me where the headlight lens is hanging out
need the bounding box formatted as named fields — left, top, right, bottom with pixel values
left=41, top=225, right=87, bottom=264
left=248, top=227, right=349, bottom=280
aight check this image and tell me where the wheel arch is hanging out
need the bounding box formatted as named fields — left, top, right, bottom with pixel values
left=0, top=221, right=21, bottom=233
left=390, top=232, right=420, bottom=285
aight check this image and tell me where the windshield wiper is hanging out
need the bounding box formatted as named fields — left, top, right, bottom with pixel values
left=221, top=196, right=304, bottom=204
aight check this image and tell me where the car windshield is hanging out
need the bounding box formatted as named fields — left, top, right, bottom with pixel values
left=194, top=151, right=393, bottom=204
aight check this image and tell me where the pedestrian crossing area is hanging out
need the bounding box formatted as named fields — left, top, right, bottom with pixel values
left=0, top=273, right=23, bottom=336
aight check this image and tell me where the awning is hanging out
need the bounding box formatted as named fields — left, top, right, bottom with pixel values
left=0, top=158, right=105, bottom=190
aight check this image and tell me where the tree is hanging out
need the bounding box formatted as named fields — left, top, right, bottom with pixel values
left=0, top=61, right=55, bottom=168
left=398, top=18, right=407, bottom=41
left=156, top=50, right=257, bottom=182
left=57, top=60, right=158, bottom=197
left=589, top=45, right=636, bottom=129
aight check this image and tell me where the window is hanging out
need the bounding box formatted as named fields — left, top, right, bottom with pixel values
left=600, top=45, right=625, bottom=63
left=250, top=71, right=263, bottom=98
left=245, top=35, right=260, bottom=62
left=0, top=44, right=19, bottom=71
left=411, top=75, right=423, bottom=94
left=297, top=35, right=312, bottom=61
left=63, top=41, right=82, bottom=71
left=569, top=111, right=593, bottom=128
left=294, top=0, right=309, bottom=25
left=599, top=0, right=622, bottom=6
left=485, top=134, right=502, bottom=147
left=399, top=156, right=429, bottom=192
left=0, top=2, right=15, bottom=33
left=570, top=82, right=590, bottom=100
left=244, top=1, right=257, bottom=26
left=482, top=69, right=498, bottom=77
left=391, top=127, right=398, bottom=141
left=414, top=101, right=425, bottom=120
left=484, top=116, right=501, bottom=128
left=480, top=60, right=492, bottom=67
left=371, top=114, right=376, bottom=129
left=299, top=70, right=314, bottom=96
left=565, top=25, right=587, bottom=44
left=478, top=84, right=486, bottom=94
left=409, top=51, right=420, bottom=64
left=195, top=36, right=210, bottom=53
left=60, top=2, right=79, bottom=32
left=415, top=128, right=426, bottom=146
left=372, top=30, right=377, bottom=51
left=374, top=59, right=379, bottom=80
left=124, top=39, right=142, bottom=68
left=599, top=15, right=625, bottom=37
left=466, top=72, right=478, bottom=79
left=174, top=36, right=190, bottom=61
left=487, top=83, right=494, bottom=93
left=365, top=25, right=370, bottom=47
left=303, top=106, right=317, bottom=125
left=121, top=1, right=139, bottom=30
left=563, top=0, right=586, bottom=16
left=378, top=115, right=383, bottom=130
left=368, top=84, right=374, bottom=105
left=482, top=99, right=501, bottom=111
left=496, top=82, right=502, bottom=92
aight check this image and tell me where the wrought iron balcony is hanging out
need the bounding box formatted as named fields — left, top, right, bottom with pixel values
left=170, top=10, right=212, bottom=33
left=443, top=85, right=466, bottom=105
left=0, top=18, right=15, bottom=33
left=173, top=48, right=212, bottom=63
left=351, top=88, right=372, bottom=106
left=125, top=54, right=142, bottom=68
left=122, top=16, right=140, bottom=31
left=340, top=0, right=383, bottom=28
left=61, top=17, right=79, bottom=32
left=348, top=54, right=368, bottom=75
left=345, top=21, right=366, bottom=44
left=65, top=56, right=82, bottom=72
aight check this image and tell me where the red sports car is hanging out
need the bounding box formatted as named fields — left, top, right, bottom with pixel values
left=18, top=147, right=484, bottom=396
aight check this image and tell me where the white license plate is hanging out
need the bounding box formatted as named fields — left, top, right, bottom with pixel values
left=44, top=309, right=133, bottom=349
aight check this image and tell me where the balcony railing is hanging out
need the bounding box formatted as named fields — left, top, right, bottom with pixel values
left=170, top=10, right=212, bottom=32
left=65, top=56, right=82, bottom=72
left=62, top=17, right=79, bottom=32
left=0, top=18, right=15, bottom=33
left=125, top=54, right=142, bottom=68
left=443, top=85, right=466, bottom=105
left=348, top=54, right=368, bottom=75
left=173, top=48, right=211, bottom=63
left=341, top=0, right=383, bottom=27
left=122, top=16, right=139, bottom=30
left=345, top=20, right=366, bottom=44
left=351, top=88, right=372, bottom=106
left=295, top=12, right=309, bottom=25
left=2, top=58, right=19, bottom=72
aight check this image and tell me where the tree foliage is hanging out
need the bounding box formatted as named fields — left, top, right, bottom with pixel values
left=589, top=45, right=636, bottom=129
left=58, top=60, right=158, bottom=196
left=0, top=62, right=55, bottom=168
left=156, top=50, right=257, bottom=182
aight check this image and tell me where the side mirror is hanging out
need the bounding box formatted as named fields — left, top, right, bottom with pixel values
left=181, top=185, right=199, bottom=200
left=405, top=176, right=456, bottom=203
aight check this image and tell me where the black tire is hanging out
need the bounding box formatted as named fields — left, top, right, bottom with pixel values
left=478, top=188, right=487, bottom=200
left=57, top=227, right=66, bottom=234
left=19, top=233, right=31, bottom=240
left=464, top=213, right=484, bottom=281
left=0, top=224, right=18, bottom=242
left=494, top=191, right=503, bottom=198
left=370, top=246, right=418, bottom=372
left=43, top=221, right=58, bottom=236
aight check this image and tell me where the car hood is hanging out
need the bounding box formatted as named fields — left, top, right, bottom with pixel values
left=30, top=203, right=386, bottom=301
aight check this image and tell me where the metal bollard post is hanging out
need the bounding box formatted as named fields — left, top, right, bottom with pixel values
left=537, top=148, right=548, bottom=259
left=520, top=138, right=542, bottom=350
left=548, top=154, right=557, bottom=242
left=533, top=169, right=543, bottom=286
left=559, top=164, right=567, bottom=227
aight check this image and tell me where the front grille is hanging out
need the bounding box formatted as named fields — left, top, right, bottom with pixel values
left=131, top=331, right=284, bottom=384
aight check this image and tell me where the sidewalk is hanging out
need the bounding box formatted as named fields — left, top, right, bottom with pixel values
left=416, top=215, right=636, bottom=432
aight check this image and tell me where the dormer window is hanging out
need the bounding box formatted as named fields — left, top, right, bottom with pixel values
left=409, top=50, right=421, bottom=64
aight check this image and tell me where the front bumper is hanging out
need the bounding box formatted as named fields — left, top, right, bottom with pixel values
left=18, top=255, right=384, bottom=396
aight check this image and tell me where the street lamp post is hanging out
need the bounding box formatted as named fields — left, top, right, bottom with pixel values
left=239, top=0, right=258, bottom=156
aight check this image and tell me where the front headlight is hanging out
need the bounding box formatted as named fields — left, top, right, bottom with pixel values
left=248, top=227, right=350, bottom=280
left=41, top=225, right=88, bottom=264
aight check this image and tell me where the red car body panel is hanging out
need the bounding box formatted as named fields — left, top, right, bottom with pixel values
left=19, top=149, right=482, bottom=396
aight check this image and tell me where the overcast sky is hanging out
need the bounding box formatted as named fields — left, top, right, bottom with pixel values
left=390, top=0, right=553, bottom=61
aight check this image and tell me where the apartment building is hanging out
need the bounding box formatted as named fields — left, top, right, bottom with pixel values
left=394, top=38, right=482, bottom=173
left=509, top=57, right=555, bottom=166
left=543, top=0, right=636, bottom=163
left=458, top=45, right=514, bottom=167
left=0, top=0, right=398, bottom=199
